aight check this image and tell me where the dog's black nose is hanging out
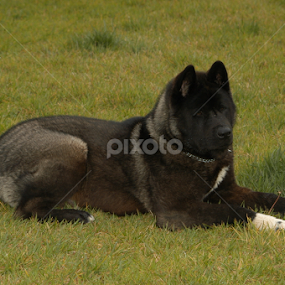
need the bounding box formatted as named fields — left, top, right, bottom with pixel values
left=217, top=126, right=232, bottom=139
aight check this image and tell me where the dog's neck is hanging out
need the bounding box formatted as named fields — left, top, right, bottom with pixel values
left=183, top=151, right=216, bottom=163
left=183, top=149, right=232, bottom=163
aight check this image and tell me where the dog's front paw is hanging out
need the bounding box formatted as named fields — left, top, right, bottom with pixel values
left=252, top=213, right=285, bottom=230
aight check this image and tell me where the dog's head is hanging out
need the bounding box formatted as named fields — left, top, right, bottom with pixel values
left=167, top=61, right=236, bottom=159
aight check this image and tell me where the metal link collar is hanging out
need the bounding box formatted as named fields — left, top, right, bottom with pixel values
left=183, top=149, right=232, bottom=163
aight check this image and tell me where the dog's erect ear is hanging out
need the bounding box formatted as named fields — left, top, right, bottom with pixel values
left=173, top=65, right=197, bottom=97
left=207, top=61, right=230, bottom=91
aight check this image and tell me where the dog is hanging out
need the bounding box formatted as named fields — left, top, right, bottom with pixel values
left=0, top=61, right=284, bottom=230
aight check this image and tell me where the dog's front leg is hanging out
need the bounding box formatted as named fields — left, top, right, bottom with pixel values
left=154, top=202, right=285, bottom=231
left=207, top=186, right=285, bottom=215
left=154, top=202, right=255, bottom=230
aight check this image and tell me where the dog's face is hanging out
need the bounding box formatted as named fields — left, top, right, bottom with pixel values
left=169, top=61, right=236, bottom=159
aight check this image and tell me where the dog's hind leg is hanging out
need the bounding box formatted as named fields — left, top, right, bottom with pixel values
left=0, top=128, right=94, bottom=223
left=13, top=153, right=94, bottom=223
left=15, top=199, right=94, bottom=223
left=13, top=154, right=94, bottom=223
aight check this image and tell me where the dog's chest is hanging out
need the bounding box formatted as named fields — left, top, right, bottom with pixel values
left=150, top=162, right=230, bottom=201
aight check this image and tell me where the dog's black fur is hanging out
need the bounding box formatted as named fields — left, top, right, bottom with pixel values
left=0, top=61, right=284, bottom=230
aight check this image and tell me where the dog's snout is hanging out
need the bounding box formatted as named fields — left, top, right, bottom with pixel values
left=217, top=126, right=232, bottom=139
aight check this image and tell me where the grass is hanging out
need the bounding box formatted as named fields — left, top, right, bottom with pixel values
left=238, top=148, right=285, bottom=194
left=0, top=0, right=285, bottom=283
left=68, top=28, right=121, bottom=51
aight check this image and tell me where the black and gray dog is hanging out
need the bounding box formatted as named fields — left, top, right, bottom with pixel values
left=0, top=61, right=284, bottom=230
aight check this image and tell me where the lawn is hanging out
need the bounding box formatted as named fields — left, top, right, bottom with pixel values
left=0, top=0, right=284, bottom=283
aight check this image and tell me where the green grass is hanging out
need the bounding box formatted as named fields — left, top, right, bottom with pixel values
left=68, top=28, right=121, bottom=51
left=0, top=0, right=285, bottom=283
left=238, top=148, right=285, bottom=194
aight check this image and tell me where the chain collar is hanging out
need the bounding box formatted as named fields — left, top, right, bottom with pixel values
left=183, top=149, right=232, bottom=163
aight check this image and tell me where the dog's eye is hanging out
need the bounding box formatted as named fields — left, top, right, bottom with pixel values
left=219, top=106, right=226, bottom=112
